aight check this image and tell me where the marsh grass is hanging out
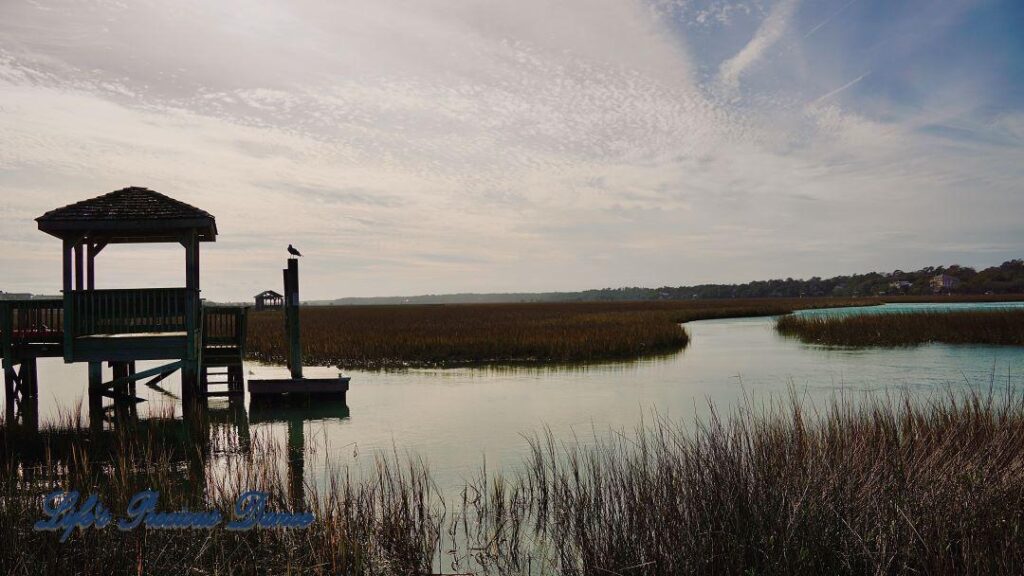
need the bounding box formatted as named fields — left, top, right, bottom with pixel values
left=776, top=309, right=1024, bottom=347
left=452, top=388, right=1024, bottom=576
left=5, top=388, right=1024, bottom=575
left=247, top=298, right=872, bottom=369
left=0, top=406, right=445, bottom=575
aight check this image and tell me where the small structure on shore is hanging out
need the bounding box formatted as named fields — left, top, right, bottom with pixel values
left=254, top=290, right=284, bottom=311
left=931, top=274, right=960, bottom=293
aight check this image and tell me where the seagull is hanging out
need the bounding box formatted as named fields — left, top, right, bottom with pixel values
left=288, top=244, right=302, bottom=257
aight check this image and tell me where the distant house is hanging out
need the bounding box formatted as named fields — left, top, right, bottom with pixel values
left=254, top=290, right=284, bottom=311
left=889, top=280, right=913, bottom=292
left=930, top=274, right=960, bottom=293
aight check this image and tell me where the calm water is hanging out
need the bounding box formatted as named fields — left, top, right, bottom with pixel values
left=26, top=302, right=1024, bottom=488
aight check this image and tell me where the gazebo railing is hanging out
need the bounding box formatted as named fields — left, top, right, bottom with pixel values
left=202, top=305, right=249, bottom=351
left=69, top=288, right=196, bottom=336
left=0, top=299, right=64, bottom=345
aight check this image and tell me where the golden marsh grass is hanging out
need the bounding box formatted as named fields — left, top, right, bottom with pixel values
left=246, top=298, right=873, bottom=368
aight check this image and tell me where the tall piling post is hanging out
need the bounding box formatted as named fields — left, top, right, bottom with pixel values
left=284, top=258, right=302, bottom=380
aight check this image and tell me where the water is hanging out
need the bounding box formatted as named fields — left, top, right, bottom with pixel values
left=795, top=301, right=1024, bottom=317
left=22, top=302, right=1024, bottom=489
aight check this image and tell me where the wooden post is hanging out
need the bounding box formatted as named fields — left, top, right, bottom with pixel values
left=88, top=362, right=102, bottom=388
left=3, top=363, right=14, bottom=426
left=86, top=242, right=96, bottom=290
left=88, top=388, right=103, bottom=433
left=74, top=242, right=84, bottom=291
left=194, top=237, right=201, bottom=292
left=182, top=231, right=199, bottom=395
left=62, top=239, right=74, bottom=362
left=87, top=240, right=106, bottom=292
left=22, top=358, right=38, bottom=398
left=1, top=303, right=12, bottom=395
left=19, top=359, right=38, bottom=432
left=112, top=362, right=129, bottom=396
left=88, top=361, right=105, bottom=431
left=284, top=258, right=302, bottom=379
left=287, top=416, right=305, bottom=511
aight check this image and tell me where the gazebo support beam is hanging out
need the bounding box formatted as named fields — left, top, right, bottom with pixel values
left=73, top=242, right=84, bottom=291
left=62, top=238, right=73, bottom=362
left=86, top=238, right=107, bottom=291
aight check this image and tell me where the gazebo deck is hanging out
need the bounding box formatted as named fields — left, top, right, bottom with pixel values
left=1, top=297, right=246, bottom=361
left=3, top=187, right=250, bottom=425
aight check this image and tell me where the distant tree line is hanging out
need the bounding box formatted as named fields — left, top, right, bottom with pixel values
left=572, top=260, right=1024, bottom=301
left=321, top=260, right=1024, bottom=305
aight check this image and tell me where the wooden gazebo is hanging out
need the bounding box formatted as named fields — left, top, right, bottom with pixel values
left=36, top=187, right=215, bottom=367
left=2, top=187, right=247, bottom=424
left=254, top=290, right=284, bottom=311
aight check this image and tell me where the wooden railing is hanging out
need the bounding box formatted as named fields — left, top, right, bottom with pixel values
left=69, top=288, right=196, bottom=336
left=202, top=305, right=249, bottom=351
left=0, top=299, right=64, bottom=345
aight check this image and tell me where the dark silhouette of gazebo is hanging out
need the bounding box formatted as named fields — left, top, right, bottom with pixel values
left=254, top=290, right=284, bottom=311
left=2, top=187, right=248, bottom=425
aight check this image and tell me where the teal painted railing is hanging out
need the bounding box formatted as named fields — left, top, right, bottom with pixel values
left=1, top=294, right=246, bottom=351
left=69, top=288, right=195, bottom=336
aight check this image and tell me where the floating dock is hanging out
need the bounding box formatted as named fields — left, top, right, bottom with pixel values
left=248, top=376, right=350, bottom=398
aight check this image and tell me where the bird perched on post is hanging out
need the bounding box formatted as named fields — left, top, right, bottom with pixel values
left=288, top=244, right=302, bottom=257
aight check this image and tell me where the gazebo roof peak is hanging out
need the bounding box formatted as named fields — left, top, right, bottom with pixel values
left=37, top=187, right=217, bottom=243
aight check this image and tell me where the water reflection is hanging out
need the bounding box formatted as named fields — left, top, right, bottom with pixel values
left=6, top=305, right=1024, bottom=494
left=2, top=393, right=352, bottom=512
left=248, top=396, right=350, bottom=509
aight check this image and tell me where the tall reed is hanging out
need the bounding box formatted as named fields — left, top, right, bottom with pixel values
left=453, top=388, right=1024, bottom=575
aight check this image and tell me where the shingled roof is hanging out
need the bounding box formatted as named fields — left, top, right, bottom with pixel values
left=37, top=187, right=217, bottom=242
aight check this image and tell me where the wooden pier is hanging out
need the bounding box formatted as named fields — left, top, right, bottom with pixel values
left=1, top=187, right=249, bottom=424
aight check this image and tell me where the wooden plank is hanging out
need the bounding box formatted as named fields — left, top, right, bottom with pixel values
left=72, top=334, right=188, bottom=362
left=248, top=377, right=350, bottom=396
left=99, top=390, right=146, bottom=403
left=19, top=343, right=63, bottom=358
left=100, top=360, right=183, bottom=390
left=204, top=390, right=244, bottom=398
left=142, top=367, right=176, bottom=389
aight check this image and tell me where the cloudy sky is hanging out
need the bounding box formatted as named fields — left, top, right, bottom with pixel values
left=1, top=0, right=1022, bottom=301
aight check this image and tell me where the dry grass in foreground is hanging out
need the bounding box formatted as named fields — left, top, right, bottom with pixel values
left=0, top=407, right=442, bottom=576
left=472, top=388, right=1024, bottom=575
left=5, top=389, right=1024, bottom=575
left=247, top=298, right=873, bottom=369
left=776, top=309, right=1024, bottom=347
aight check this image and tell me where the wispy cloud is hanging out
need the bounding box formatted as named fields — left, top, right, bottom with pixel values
left=0, top=0, right=1021, bottom=298
left=803, top=0, right=860, bottom=39
left=808, top=72, right=870, bottom=106
left=717, top=0, right=801, bottom=92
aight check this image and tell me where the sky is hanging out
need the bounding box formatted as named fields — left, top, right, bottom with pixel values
left=1, top=0, right=1022, bottom=301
